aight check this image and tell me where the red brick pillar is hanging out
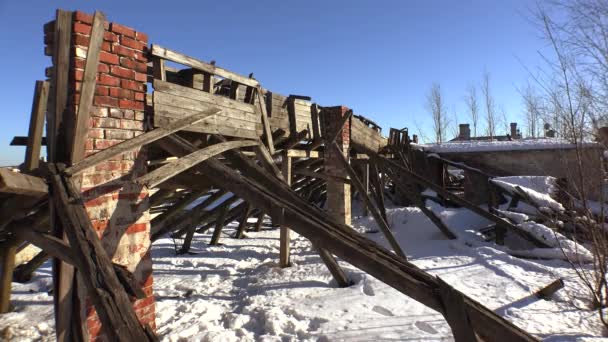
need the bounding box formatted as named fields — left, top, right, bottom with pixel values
left=44, top=11, right=155, bottom=340
left=322, top=106, right=352, bottom=225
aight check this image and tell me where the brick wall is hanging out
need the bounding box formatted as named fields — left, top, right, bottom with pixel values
left=44, top=10, right=155, bottom=340
left=322, top=106, right=352, bottom=225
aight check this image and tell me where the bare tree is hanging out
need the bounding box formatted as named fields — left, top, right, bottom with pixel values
left=464, top=84, right=480, bottom=137
left=481, top=71, right=496, bottom=139
left=426, top=83, right=449, bottom=143
left=520, top=83, right=543, bottom=138
left=530, top=2, right=608, bottom=331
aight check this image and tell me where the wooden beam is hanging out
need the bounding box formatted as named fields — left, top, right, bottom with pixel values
left=152, top=57, right=166, bottom=81
left=253, top=211, right=265, bottom=232
left=70, top=11, right=106, bottom=163
left=234, top=203, right=252, bottom=239
left=23, top=81, right=50, bottom=171
left=209, top=204, right=229, bottom=245
left=175, top=190, right=228, bottom=251
left=48, top=164, right=155, bottom=341
left=151, top=189, right=211, bottom=239
left=280, top=151, right=292, bottom=268
left=65, top=108, right=221, bottom=175
left=326, top=109, right=352, bottom=145
left=256, top=88, right=275, bottom=155
left=254, top=144, right=284, bottom=181
left=13, top=251, right=49, bottom=283
left=10, top=136, right=47, bottom=146
left=330, top=142, right=406, bottom=259
left=0, top=169, right=47, bottom=197
left=0, top=240, right=18, bottom=313
left=150, top=45, right=258, bottom=88
left=136, top=140, right=258, bottom=188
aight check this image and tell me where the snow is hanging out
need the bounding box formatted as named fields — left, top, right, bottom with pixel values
left=417, top=138, right=600, bottom=154
left=492, top=176, right=565, bottom=212
left=1, top=202, right=606, bottom=341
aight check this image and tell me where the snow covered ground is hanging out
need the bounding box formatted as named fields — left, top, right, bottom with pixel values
left=417, top=138, right=600, bottom=154
left=0, top=201, right=606, bottom=341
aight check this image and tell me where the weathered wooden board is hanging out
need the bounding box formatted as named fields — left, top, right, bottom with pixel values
left=153, top=80, right=261, bottom=139
left=0, top=169, right=47, bottom=197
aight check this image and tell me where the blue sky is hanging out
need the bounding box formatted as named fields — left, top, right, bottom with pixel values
left=0, top=0, right=550, bottom=166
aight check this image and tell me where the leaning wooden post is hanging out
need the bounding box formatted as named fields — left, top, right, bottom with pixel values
left=279, top=150, right=292, bottom=267
left=210, top=205, right=230, bottom=245
left=0, top=240, right=18, bottom=313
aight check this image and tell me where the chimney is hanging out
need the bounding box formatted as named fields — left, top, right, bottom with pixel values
left=459, top=124, right=471, bottom=140
left=510, top=122, right=518, bottom=139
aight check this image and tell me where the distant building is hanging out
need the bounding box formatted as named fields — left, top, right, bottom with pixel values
left=451, top=122, right=522, bottom=142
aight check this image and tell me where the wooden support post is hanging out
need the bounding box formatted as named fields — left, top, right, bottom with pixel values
left=152, top=57, right=166, bottom=81
left=254, top=211, right=265, bottom=232
left=229, top=81, right=239, bottom=100
left=331, top=143, right=406, bottom=259
left=14, top=251, right=50, bottom=283
left=48, top=165, right=155, bottom=341
left=234, top=204, right=252, bottom=239
left=69, top=11, right=106, bottom=163
left=23, top=80, right=50, bottom=171
left=210, top=205, right=229, bottom=245
left=256, top=88, right=275, bottom=155
left=0, top=240, right=18, bottom=313
left=362, top=162, right=370, bottom=217
left=280, top=151, right=292, bottom=268
left=202, top=72, right=214, bottom=93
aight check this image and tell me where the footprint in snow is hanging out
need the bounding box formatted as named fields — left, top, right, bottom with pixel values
left=362, top=281, right=375, bottom=296
left=415, top=321, right=438, bottom=334
left=372, top=305, right=394, bottom=316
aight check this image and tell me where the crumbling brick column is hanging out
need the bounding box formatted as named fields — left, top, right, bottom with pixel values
left=322, top=106, right=352, bottom=225
left=44, top=11, right=155, bottom=340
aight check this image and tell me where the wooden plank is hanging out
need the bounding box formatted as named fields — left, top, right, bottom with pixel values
left=154, top=113, right=260, bottom=140
left=280, top=151, right=292, bottom=268
left=256, top=88, right=275, bottom=155
left=150, top=45, right=258, bottom=87
left=153, top=91, right=258, bottom=122
left=11, top=136, right=47, bottom=146
left=209, top=204, right=229, bottom=245
left=310, top=103, right=321, bottom=142
left=152, top=57, right=166, bottom=81
left=48, top=165, right=155, bottom=341
left=48, top=9, right=72, bottom=163
left=0, top=240, right=18, bottom=313
left=254, top=211, right=265, bottom=232
left=151, top=189, right=211, bottom=239
left=65, top=108, right=221, bottom=175
left=254, top=144, right=284, bottom=181
left=136, top=140, right=258, bottom=188
left=153, top=79, right=256, bottom=114
left=13, top=251, right=49, bottom=283
left=287, top=149, right=321, bottom=158
left=0, top=169, right=47, bottom=197
left=437, top=277, right=477, bottom=342
left=23, top=81, right=50, bottom=171
left=330, top=142, right=406, bottom=259
left=70, top=11, right=106, bottom=163
left=234, top=203, right=252, bottom=239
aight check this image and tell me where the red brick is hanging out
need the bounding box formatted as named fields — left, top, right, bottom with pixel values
left=93, top=160, right=122, bottom=172
left=94, top=117, right=121, bottom=128
left=99, top=51, right=119, bottom=65
left=94, top=96, right=119, bottom=108
left=134, top=72, right=147, bottom=82
left=104, top=31, right=118, bottom=42
left=112, top=44, right=136, bottom=58
left=94, top=139, right=122, bottom=149
left=97, top=63, right=110, bottom=73
left=134, top=61, right=148, bottom=73
left=134, top=51, right=147, bottom=62
left=121, top=37, right=145, bottom=51
left=95, top=85, right=109, bottom=96
left=110, top=65, right=135, bottom=80
left=121, top=119, right=143, bottom=130
left=126, top=223, right=148, bottom=234
left=74, top=11, right=93, bottom=24
left=88, top=128, right=105, bottom=139
left=134, top=92, right=145, bottom=101
left=85, top=139, right=95, bottom=151
left=119, top=57, right=136, bottom=69
left=135, top=111, right=145, bottom=121
left=135, top=31, right=148, bottom=43
left=74, top=69, right=84, bottom=81
left=119, top=99, right=144, bottom=111
left=73, top=22, right=92, bottom=35
left=74, top=34, right=90, bottom=47
left=110, top=88, right=133, bottom=99
left=110, top=23, right=136, bottom=38
left=102, top=41, right=112, bottom=52
left=74, top=58, right=86, bottom=69
left=105, top=129, right=134, bottom=140
left=109, top=108, right=123, bottom=118
left=123, top=110, right=135, bottom=119
left=121, top=79, right=144, bottom=92
left=90, top=219, right=109, bottom=231
left=98, top=74, right=120, bottom=87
